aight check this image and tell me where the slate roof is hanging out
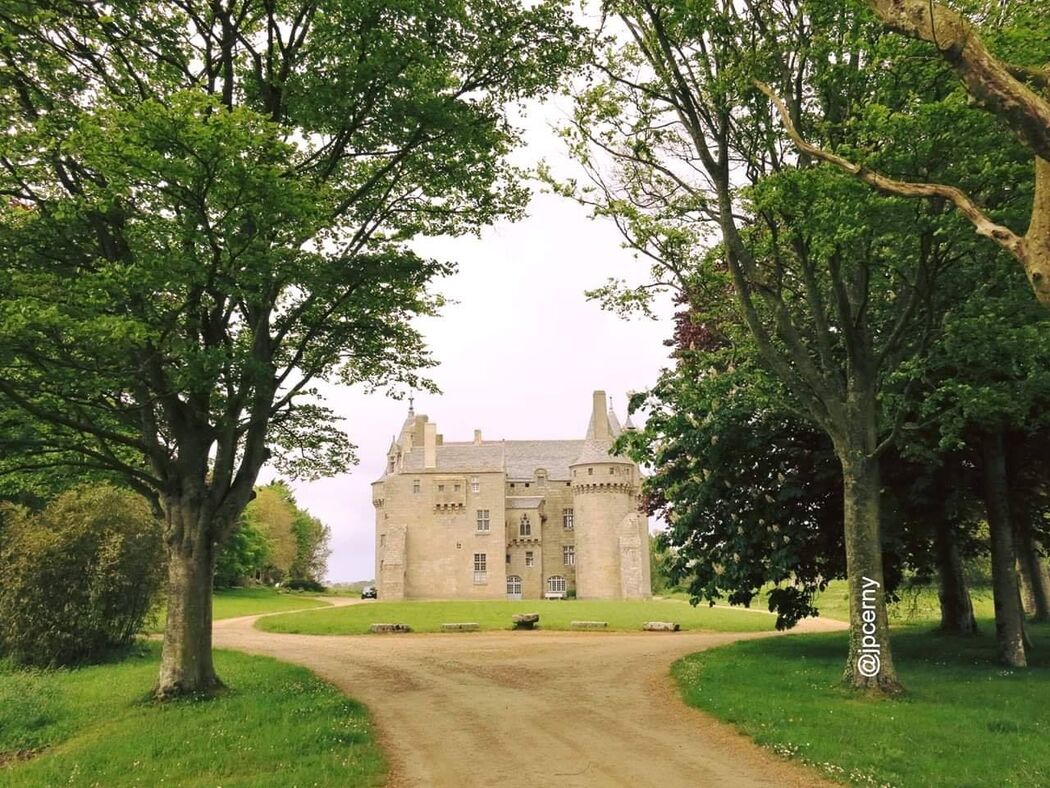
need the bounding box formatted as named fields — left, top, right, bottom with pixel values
left=397, top=439, right=586, bottom=480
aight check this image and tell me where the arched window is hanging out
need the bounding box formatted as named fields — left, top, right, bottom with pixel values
left=547, top=575, right=566, bottom=596
left=507, top=575, right=522, bottom=600
left=519, top=513, right=531, bottom=537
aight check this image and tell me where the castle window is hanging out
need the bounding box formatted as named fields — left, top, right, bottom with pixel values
left=609, top=467, right=615, bottom=475
left=471, top=476, right=480, bottom=493
left=547, top=575, right=566, bottom=596
left=506, top=553, right=511, bottom=564
left=525, top=551, right=534, bottom=567
left=563, top=509, right=574, bottom=529
left=454, top=483, right=461, bottom=492
left=588, top=467, right=594, bottom=476
left=563, top=545, right=575, bottom=566
left=476, top=509, right=490, bottom=532
left=519, top=514, right=531, bottom=537
left=380, top=534, right=386, bottom=547
left=507, top=575, right=522, bottom=598
left=473, top=553, right=487, bottom=584
left=524, top=482, right=530, bottom=488
left=438, top=484, right=445, bottom=492
left=412, top=479, right=421, bottom=494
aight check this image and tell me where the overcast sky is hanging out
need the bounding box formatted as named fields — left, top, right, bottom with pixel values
left=263, top=99, right=677, bottom=582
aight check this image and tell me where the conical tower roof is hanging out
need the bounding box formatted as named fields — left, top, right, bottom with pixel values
left=571, top=390, right=633, bottom=466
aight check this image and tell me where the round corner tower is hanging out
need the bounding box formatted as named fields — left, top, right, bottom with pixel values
left=570, top=390, right=648, bottom=599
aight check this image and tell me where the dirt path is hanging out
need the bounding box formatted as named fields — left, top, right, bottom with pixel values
left=214, top=602, right=845, bottom=787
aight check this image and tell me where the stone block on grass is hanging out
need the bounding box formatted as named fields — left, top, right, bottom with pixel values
left=570, top=620, right=608, bottom=630
left=441, top=622, right=480, bottom=632
left=369, top=623, right=412, bottom=634
left=512, top=613, right=540, bottom=630
left=642, top=621, right=680, bottom=632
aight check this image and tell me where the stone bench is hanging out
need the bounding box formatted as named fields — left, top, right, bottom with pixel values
left=512, top=613, right=540, bottom=630
left=441, top=622, right=480, bottom=632
left=369, top=623, right=412, bottom=634
left=643, top=621, right=680, bottom=632
left=570, top=620, right=608, bottom=630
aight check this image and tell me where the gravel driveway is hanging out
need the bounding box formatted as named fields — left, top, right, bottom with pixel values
left=214, top=600, right=844, bottom=787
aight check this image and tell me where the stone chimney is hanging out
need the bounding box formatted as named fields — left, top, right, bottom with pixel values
left=592, top=390, right=609, bottom=440
left=424, top=422, right=437, bottom=469
left=473, top=429, right=483, bottom=445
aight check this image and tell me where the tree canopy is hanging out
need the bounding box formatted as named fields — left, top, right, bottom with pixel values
left=0, top=0, right=582, bottom=697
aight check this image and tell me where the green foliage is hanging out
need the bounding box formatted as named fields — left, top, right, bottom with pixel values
left=214, top=518, right=271, bottom=589
left=221, top=481, right=331, bottom=586
left=0, top=1, right=584, bottom=585
left=620, top=344, right=846, bottom=628
left=674, top=622, right=1050, bottom=787
left=0, top=485, right=164, bottom=667
left=0, top=644, right=385, bottom=786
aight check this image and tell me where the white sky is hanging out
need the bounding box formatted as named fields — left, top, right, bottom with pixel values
left=265, top=99, right=677, bottom=582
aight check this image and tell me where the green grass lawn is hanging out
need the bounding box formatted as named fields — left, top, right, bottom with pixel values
left=673, top=620, right=1050, bottom=787
left=148, top=587, right=329, bottom=632
left=0, top=643, right=384, bottom=787
left=257, top=597, right=778, bottom=635
left=807, top=579, right=996, bottom=625
left=667, top=579, right=997, bottom=626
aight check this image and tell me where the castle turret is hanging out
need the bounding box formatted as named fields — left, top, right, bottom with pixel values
left=570, top=391, right=650, bottom=599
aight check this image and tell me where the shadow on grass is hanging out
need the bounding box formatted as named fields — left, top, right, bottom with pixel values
left=674, top=620, right=1050, bottom=786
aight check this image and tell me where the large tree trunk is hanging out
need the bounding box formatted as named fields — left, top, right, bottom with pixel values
left=981, top=432, right=1028, bottom=667
left=934, top=518, right=977, bottom=635
left=155, top=499, right=222, bottom=699
left=1015, top=524, right=1050, bottom=622
left=839, top=448, right=904, bottom=694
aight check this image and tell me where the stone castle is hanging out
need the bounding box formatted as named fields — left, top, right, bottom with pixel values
left=371, top=391, right=651, bottom=600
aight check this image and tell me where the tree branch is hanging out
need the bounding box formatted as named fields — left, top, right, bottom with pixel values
left=755, top=80, right=1025, bottom=261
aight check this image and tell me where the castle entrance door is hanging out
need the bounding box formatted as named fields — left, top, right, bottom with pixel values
left=506, top=575, right=522, bottom=600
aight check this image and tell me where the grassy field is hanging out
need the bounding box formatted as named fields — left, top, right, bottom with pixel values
left=667, top=579, right=997, bottom=626
left=148, top=587, right=329, bottom=632
left=674, top=621, right=1050, bottom=787
left=808, top=579, right=996, bottom=625
left=257, top=597, right=778, bottom=635
left=0, top=643, right=384, bottom=787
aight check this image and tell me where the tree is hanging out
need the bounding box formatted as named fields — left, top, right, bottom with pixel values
left=247, top=484, right=299, bottom=582
left=760, top=1, right=1050, bottom=304
left=557, top=0, right=1031, bottom=692
left=897, top=254, right=1050, bottom=664
left=0, top=0, right=580, bottom=697
left=289, top=508, right=331, bottom=587
left=621, top=331, right=849, bottom=630
left=0, top=484, right=164, bottom=666
left=214, top=516, right=270, bottom=588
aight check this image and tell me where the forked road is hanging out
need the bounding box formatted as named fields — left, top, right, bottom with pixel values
left=214, top=601, right=845, bottom=787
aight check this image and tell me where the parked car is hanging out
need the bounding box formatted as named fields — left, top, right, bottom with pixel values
left=360, top=585, right=377, bottom=599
